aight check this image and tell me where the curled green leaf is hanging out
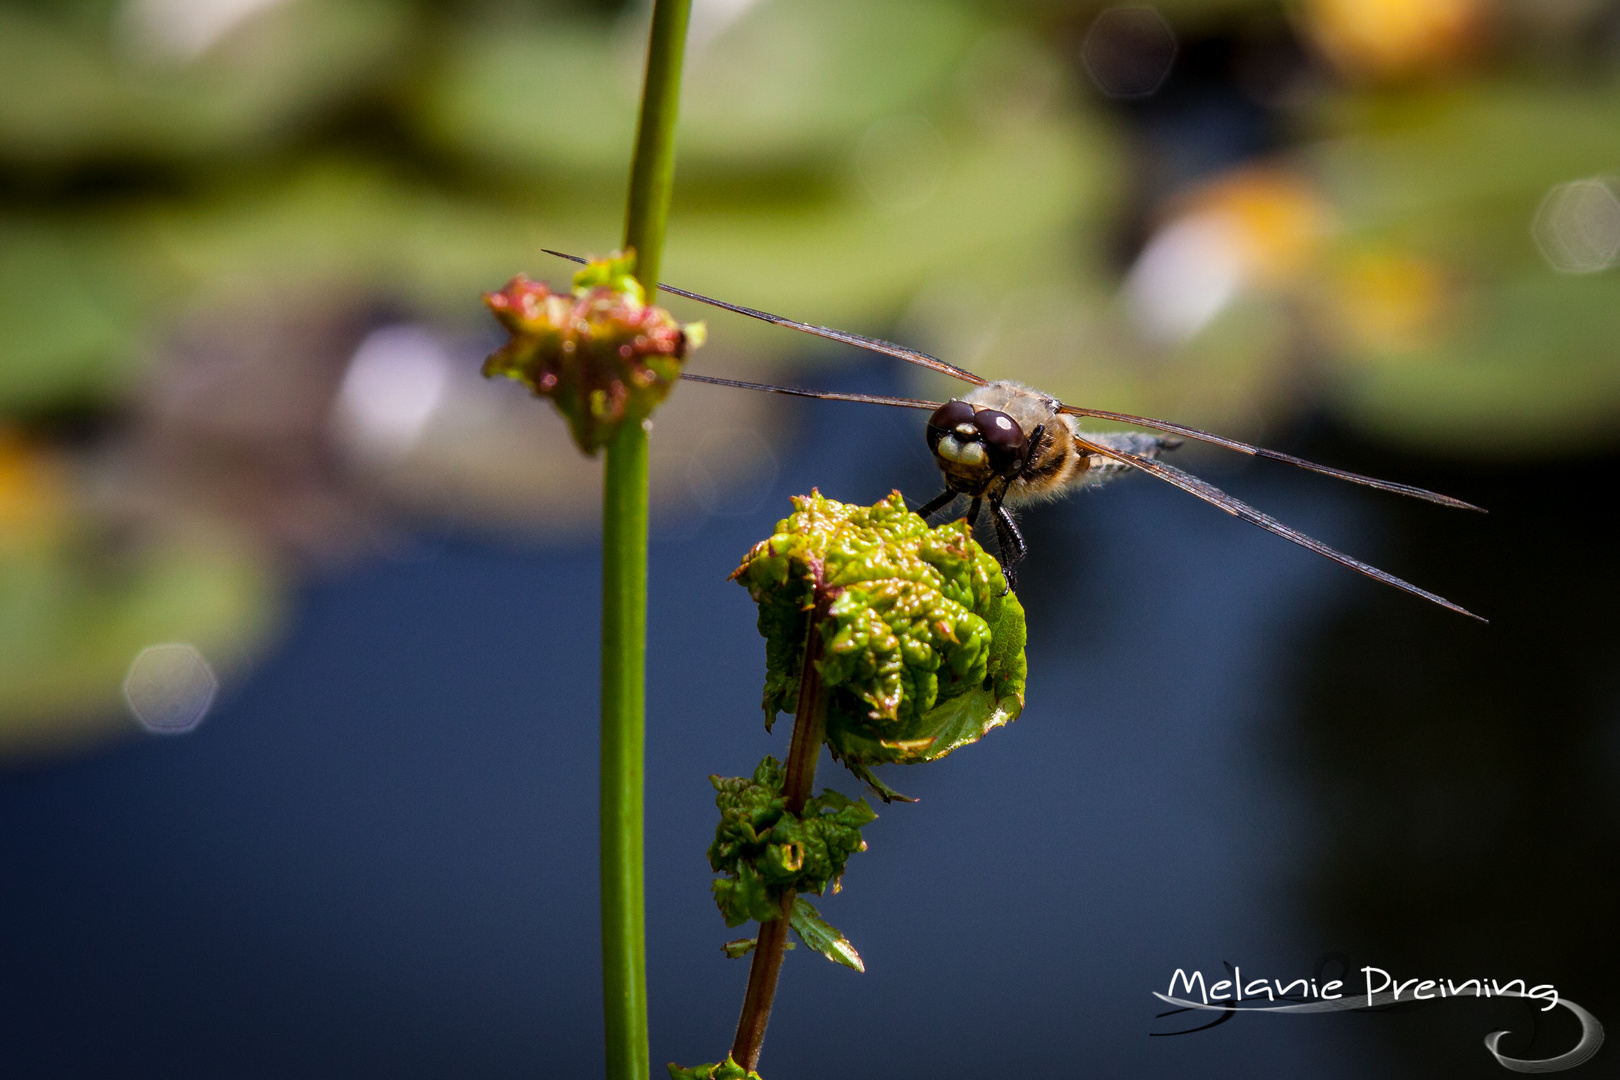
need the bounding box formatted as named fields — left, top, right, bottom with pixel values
left=789, top=896, right=864, bottom=972
left=707, top=756, right=877, bottom=927
left=481, top=250, right=705, bottom=454
left=722, top=937, right=795, bottom=959
left=709, top=862, right=778, bottom=928
left=732, top=491, right=1027, bottom=781
left=667, top=1056, right=764, bottom=1080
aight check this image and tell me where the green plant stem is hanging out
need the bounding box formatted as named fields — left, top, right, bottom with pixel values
left=730, top=568, right=833, bottom=1072
left=623, top=0, right=694, bottom=293
left=601, top=420, right=650, bottom=1080
left=601, top=3, right=691, bottom=1079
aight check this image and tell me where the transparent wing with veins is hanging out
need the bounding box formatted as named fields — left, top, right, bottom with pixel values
left=1066, top=432, right=1484, bottom=621
left=543, top=249, right=987, bottom=386
left=1055, top=403, right=1482, bottom=512
left=540, top=250, right=1484, bottom=619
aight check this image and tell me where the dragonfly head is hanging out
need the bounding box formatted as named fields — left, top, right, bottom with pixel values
left=926, top=400, right=1026, bottom=491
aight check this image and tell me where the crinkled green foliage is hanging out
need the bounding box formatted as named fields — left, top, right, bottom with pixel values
left=667, top=1055, right=763, bottom=1080
left=707, top=756, right=876, bottom=928
left=731, top=491, right=1027, bottom=770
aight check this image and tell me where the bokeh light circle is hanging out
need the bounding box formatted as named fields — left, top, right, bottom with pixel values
left=123, top=643, right=219, bottom=735
left=1532, top=178, right=1620, bottom=275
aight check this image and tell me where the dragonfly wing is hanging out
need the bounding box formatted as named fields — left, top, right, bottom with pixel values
left=1068, top=431, right=1181, bottom=490
left=542, top=249, right=988, bottom=387
left=1068, top=432, right=1484, bottom=621
left=681, top=373, right=940, bottom=411
left=1057, top=403, right=1482, bottom=511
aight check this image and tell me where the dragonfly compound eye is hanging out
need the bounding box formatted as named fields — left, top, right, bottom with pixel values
left=927, top=400, right=976, bottom=435
left=926, top=400, right=978, bottom=454
left=972, top=408, right=1026, bottom=474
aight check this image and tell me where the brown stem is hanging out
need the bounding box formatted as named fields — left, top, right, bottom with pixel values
left=727, top=889, right=793, bottom=1071
left=730, top=564, right=833, bottom=1071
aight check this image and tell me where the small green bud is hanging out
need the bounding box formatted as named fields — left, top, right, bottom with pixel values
left=667, top=1056, right=763, bottom=1080
left=482, top=250, right=705, bottom=454
left=721, top=937, right=795, bottom=959
left=732, top=491, right=1027, bottom=777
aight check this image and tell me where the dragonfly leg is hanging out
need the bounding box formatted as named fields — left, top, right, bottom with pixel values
left=991, top=499, right=1026, bottom=564
left=916, top=488, right=957, bottom=520
left=1021, top=424, right=1047, bottom=475
left=966, top=497, right=982, bottom=528
left=990, top=494, right=1025, bottom=593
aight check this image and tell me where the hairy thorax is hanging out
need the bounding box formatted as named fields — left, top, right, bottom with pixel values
left=961, top=381, right=1087, bottom=502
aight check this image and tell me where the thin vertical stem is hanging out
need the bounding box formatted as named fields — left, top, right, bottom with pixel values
left=623, top=0, right=694, bottom=293
left=601, top=3, right=692, bottom=1079
left=730, top=569, right=833, bottom=1072
left=601, top=420, right=651, bottom=1080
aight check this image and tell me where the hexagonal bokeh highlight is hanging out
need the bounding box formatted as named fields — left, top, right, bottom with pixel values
left=1532, top=178, right=1620, bottom=274
left=1082, top=5, right=1178, bottom=100
left=123, top=643, right=220, bottom=735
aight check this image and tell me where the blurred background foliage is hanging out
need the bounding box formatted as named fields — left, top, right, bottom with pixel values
left=2, top=0, right=1618, bottom=751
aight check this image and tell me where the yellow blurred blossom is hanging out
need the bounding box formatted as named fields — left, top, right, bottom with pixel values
left=1303, top=0, right=1488, bottom=81
left=1330, top=249, right=1452, bottom=357
left=0, top=429, right=63, bottom=546
left=1183, top=166, right=1333, bottom=284
left=1125, top=165, right=1331, bottom=343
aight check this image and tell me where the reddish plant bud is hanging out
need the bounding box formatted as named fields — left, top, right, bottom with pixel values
left=481, top=251, right=705, bottom=454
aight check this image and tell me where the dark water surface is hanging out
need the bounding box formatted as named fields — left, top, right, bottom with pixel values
left=2, top=368, right=1614, bottom=1079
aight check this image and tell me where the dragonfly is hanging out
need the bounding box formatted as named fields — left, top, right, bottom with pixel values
left=544, top=251, right=1485, bottom=620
